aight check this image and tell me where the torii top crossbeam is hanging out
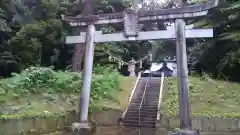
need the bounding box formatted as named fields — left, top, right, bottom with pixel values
left=62, top=0, right=219, bottom=26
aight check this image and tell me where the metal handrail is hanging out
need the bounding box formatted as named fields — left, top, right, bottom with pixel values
left=121, top=72, right=142, bottom=119
left=138, top=73, right=151, bottom=125
left=128, top=72, right=142, bottom=106
left=156, top=72, right=165, bottom=123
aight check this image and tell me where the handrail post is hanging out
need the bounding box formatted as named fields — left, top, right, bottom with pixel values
left=156, top=72, right=165, bottom=127
left=129, top=72, right=142, bottom=105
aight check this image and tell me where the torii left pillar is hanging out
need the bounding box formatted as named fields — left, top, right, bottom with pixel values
left=73, top=24, right=95, bottom=135
left=75, top=1, right=96, bottom=135
left=79, top=23, right=95, bottom=123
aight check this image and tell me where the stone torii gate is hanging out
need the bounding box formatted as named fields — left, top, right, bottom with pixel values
left=63, top=0, right=218, bottom=134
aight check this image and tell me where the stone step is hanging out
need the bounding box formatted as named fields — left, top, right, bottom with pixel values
left=123, top=124, right=155, bottom=128
left=123, top=121, right=155, bottom=128
left=126, top=109, right=158, bottom=116
left=139, top=84, right=160, bottom=87
left=128, top=105, right=158, bottom=109
left=141, top=91, right=160, bottom=94
left=128, top=107, right=157, bottom=110
left=123, top=120, right=156, bottom=125
left=125, top=114, right=157, bottom=118
left=123, top=122, right=155, bottom=127
left=139, top=83, right=161, bottom=86
left=130, top=100, right=159, bottom=104
left=124, top=118, right=156, bottom=122
left=125, top=111, right=157, bottom=117
left=132, top=97, right=159, bottom=101
left=123, top=77, right=161, bottom=128
left=134, top=99, right=159, bottom=103
left=124, top=116, right=157, bottom=121
left=131, top=95, right=159, bottom=99
left=124, top=113, right=157, bottom=118
left=144, top=86, right=161, bottom=89
left=139, top=82, right=161, bottom=84
left=135, top=94, right=159, bottom=97
left=139, top=93, right=160, bottom=95
left=132, top=96, right=158, bottom=99
left=124, top=115, right=156, bottom=119
left=142, top=78, right=160, bottom=80
left=137, top=98, right=159, bottom=102
left=128, top=102, right=141, bottom=106
left=127, top=108, right=158, bottom=112
left=129, top=103, right=158, bottom=107
left=126, top=109, right=158, bottom=114
left=141, top=95, right=159, bottom=98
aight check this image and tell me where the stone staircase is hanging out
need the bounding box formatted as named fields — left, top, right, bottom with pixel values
left=123, top=77, right=161, bottom=128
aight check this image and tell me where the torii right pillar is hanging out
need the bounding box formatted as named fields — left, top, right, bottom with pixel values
left=174, top=19, right=198, bottom=135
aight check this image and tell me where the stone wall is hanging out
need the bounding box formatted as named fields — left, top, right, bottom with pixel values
left=0, top=109, right=121, bottom=135
left=0, top=111, right=77, bottom=135
left=160, top=116, right=240, bottom=133
left=90, top=109, right=122, bottom=126
left=1, top=110, right=240, bottom=135
left=95, top=127, right=240, bottom=135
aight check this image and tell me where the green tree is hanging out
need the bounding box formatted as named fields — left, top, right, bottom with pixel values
left=189, top=0, right=240, bottom=81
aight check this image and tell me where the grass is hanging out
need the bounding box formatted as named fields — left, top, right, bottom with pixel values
left=118, top=77, right=136, bottom=109
left=90, top=76, right=136, bottom=110
left=161, top=76, right=240, bottom=118
left=3, top=68, right=240, bottom=119
left=0, top=73, right=136, bottom=119
left=0, top=93, right=79, bottom=119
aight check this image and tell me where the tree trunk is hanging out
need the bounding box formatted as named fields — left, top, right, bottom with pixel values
left=72, top=43, right=86, bottom=72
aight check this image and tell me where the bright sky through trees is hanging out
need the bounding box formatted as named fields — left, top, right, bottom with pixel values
left=136, top=0, right=168, bottom=8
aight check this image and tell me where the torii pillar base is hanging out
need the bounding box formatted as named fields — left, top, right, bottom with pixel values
left=77, top=127, right=91, bottom=135
left=70, top=122, right=92, bottom=135
left=168, top=129, right=199, bottom=135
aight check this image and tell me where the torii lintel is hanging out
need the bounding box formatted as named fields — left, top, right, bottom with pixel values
left=62, top=0, right=219, bottom=26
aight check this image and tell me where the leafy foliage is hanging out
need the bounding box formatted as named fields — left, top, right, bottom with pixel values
left=8, top=19, right=66, bottom=68
left=189, top=0, right=240, bottom=81
left=0, top=67, right=121, bottom=113
left=0, top=0, right=239, bottom=81
left=0, top=8, right=11, bottom=32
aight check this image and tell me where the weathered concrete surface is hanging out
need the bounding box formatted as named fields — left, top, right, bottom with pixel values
left=1, top=110, right=240, bottom=135
left=45, top=127, right=240, bottom=135
left=161, top=116, right=240, bottom=133
left=0, top=109, right=122, bottom=135
left=91, top=109, right=122, bottom=126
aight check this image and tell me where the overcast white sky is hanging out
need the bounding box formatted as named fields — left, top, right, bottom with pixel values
left=136, top=0, right=169, bottom=8
left=143, top=0, right=167, bottom=3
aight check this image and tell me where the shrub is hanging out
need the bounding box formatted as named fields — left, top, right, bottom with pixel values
left=0, top=66, right=121, bottom=113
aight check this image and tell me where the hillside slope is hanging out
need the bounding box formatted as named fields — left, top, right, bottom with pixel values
left=162, top=76, right=240, bottom=118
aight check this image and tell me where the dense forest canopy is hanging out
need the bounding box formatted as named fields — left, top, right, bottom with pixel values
left=0, top=0, right=239, bottom=81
